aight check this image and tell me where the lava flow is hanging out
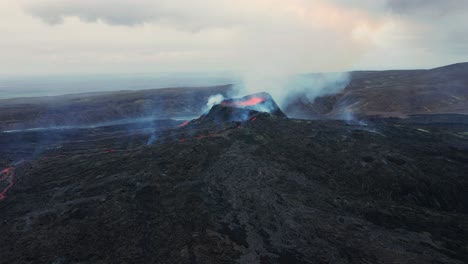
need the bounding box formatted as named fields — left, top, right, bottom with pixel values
left=178, top=121, right=190, bottom=127
left=221, top=96, right=266, bottom=107
left=178, top=122, right=242, bottom=142
left=0, top=166, right=16, bottom=201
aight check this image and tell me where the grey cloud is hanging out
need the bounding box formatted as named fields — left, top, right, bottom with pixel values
left=27, top=0, right=468, bottom=29
left=25, top=1, right=153, bottom=26
left=4, top=0, right=466, bottom=77
left=381, top=0, right=468, bottom=58
left=387, top=0, right=466, bottom=16
left=23, top=0, right=244, bottom=30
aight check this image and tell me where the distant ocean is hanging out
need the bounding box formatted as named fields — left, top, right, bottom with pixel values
left=0, top=73, right=238, bottom=99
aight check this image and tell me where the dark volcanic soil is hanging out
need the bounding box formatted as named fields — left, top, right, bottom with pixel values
left=0, top=111, right=467, bottom=263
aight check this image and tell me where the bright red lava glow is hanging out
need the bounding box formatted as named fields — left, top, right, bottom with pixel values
left=0, top=167, right=15, bottom=201
left=178, top=122, right=245, bottom=142
left=222, top=97, right=266, bottom=107
left=250, top=117, right=257, bottom=121
left=178, top=121, right=190, bottom=127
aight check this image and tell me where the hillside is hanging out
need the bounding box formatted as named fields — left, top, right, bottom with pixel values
left=285, top=62, right=468, bottom=119
left=0, top=85, right=232, bottom=131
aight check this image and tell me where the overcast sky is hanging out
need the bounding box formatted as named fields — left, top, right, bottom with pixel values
left=1, top=0, right=467, bottom=76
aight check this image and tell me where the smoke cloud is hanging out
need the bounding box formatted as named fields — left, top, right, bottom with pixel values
left=203, top=94, right=225, bottom=113
left=232, top=71, right=351, bottom=110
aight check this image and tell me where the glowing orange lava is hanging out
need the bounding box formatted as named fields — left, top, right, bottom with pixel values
left=222, top=97, right=266, bottom=107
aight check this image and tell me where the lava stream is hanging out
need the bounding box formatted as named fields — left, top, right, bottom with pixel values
left=104, top=149, right=118, bottom=153
left=0, top=166, right=16, bottom=201
left=178, top=121, right=190, bottom=127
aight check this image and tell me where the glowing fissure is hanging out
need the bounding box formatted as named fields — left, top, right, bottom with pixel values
left=178, top=116, right=257, bottom=142
left=0, top=167, right=15, bottom=201
left=179, top=125, right=235, bottom=142
left=178, top=121, right=190, bottom=127
left=221, top=97, right=266, bottom=107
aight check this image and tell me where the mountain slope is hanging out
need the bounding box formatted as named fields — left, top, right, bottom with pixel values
left=286, top=62, right=468, bottom=119
left=1, top=112, right=467, bottom=263
left=0, top=85, right=232, bottom=131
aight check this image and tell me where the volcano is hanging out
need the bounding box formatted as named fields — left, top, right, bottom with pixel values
left=0, top=90, right=468, bottom=263
left=148, top=92, right=287, bottom=144
left=199, top=92, right=287, bottom=124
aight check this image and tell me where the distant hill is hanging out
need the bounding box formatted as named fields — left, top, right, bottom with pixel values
left=285, top=62, right=468, bottom=119
left=1, top=62, right=467, bottom=130
left=0, top=85, right=232, bottom=130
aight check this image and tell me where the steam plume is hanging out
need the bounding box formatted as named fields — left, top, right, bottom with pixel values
left=203, top=94, right=225, bottom=113
left=232, top=71, right=351, bottom=111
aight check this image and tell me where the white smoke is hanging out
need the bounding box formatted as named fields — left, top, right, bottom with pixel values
left=146, top=133, right=158, bottom=145
left=203, top=94, right=225, bottom=113
left=234, top=71, right=351, bottom=110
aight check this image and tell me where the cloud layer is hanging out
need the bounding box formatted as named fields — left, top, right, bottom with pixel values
left=0, top=0, right=466, bottom=77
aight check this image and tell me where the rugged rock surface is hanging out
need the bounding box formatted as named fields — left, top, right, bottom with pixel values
left=0, top=110, right=467, bottom=263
